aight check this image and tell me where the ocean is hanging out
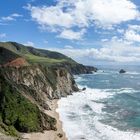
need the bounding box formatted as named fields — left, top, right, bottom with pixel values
left=57, top=65, right=140, bottom=140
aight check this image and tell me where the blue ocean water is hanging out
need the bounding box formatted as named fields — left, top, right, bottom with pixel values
left=57, top=65, right=140, bottom=140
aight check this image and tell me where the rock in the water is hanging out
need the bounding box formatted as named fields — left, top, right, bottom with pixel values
left=82, top=87, right=86, bottom=91
left=119, top=69, right=126, bottom=73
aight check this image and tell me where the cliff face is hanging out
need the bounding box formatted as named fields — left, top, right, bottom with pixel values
left=1, top=66, right=78, bottom=104
left=0, top=41, right=97, bottom=138
left=64, top=63, right=97, bottom=74
left=50, top=62, right=98, bottom=75
left=0, top=65, right=78, bottom=137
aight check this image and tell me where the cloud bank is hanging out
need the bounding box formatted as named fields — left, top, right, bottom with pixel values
left=49, top=39, right=140, bottom=64
left=28, top=0, right=140, bottom=40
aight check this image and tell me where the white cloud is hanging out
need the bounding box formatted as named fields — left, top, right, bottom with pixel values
left=58, top=29, right=86, bottom=40
left=0, top=33, right=6, bottom=38
left=128, top=24, right=140, bottom=31
left=24, top=41, right=35, bottom=47
left=11, top=13, right=22, bottom=17
left=101, top=39, right=109, bottom=42
left=28, top=0, right=139, bottom=30
left=87, top=0, right=139, bottom=27
left=48, top=39, right=140, bottom=64
left=122, top=24, right=140, bottom=43
left=125, top=29, right=140, bottom=42
left=27, top=3, right=85, bottom=29
left=1, top=13, right=22, bottom=22
left=64, top=45, right=74, bottom=49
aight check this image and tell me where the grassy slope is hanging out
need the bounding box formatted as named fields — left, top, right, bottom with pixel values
left=25, top=54, right=66, bottom=65
left=0, top=42, right=76, bottom=66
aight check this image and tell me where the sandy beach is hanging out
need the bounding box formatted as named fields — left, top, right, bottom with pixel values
left=22, top=99, right=67, bottom=140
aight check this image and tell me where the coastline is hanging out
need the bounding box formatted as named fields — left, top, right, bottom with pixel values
left=22, top=99, right=67, bottom=140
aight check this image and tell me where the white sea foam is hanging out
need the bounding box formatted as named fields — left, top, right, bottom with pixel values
left=126, top=71, right=140, bottom=75
left=74, top=76, right=85, bottom=82
left=103, top=88, right=139, bottom=94
left=93, top=70, right=119, bottom=75
left=94, top=70, right=140, bottom=76
left=57, top=87, right=140, bottom=140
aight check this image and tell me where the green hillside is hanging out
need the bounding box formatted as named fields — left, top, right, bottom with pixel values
left=0, top=41, right=75, bottom=66
left=0, top=41, right=97, bottom=74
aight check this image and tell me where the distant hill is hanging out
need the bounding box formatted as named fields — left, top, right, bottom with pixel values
left=0, top=41, right=97, bottom=74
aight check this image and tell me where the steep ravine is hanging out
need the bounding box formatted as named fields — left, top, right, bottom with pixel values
left=0, top=65, right=78, bottom=139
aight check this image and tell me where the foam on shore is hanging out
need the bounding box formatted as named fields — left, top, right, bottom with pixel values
left=57, top=87, right=140, bottom=140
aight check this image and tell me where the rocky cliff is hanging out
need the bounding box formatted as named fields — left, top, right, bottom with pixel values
left=58, top=62, right=98, bottom=75
left=0, top=65, right=78, bottom=138
left=0, top=41, right=97, bottom=139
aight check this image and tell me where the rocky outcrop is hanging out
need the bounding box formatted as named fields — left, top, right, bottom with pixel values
left=3, top=57, right=29, bottom=67
left=119, top=69, right=126, bottom=74
left=53, top=62, right=98, bottom=75
left=0, top=65, right=78, bottom=137
left=0, top=57, right=29, bottom=68
left=0, top=65, right=78, bottom=109
left=68, top=64, right=98, bottom=74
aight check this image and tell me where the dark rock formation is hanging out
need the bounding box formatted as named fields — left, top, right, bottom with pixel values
left=82, top=88, right=86, bottom=91
left=54, top=62, right=98, bottom=75
left=119, top=69, right=126, bottom=74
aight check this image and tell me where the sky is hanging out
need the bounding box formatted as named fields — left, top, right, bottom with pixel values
left=0, top=0, right=140, bottom=65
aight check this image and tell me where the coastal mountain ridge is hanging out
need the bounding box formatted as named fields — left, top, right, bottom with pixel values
left=0, top=42, right=97, bottom=74
left=0, top=41, right=97, bottom=139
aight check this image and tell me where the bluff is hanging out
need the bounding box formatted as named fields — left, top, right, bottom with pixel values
left=0, top=65, right=78, bottom=138
left=0, top=41, right=97, bottom=138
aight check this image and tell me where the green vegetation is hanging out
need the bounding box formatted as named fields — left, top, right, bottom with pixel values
left=0, top=75, right=56, bottom=137
left=0, top=79, right=41, bottom=136
left=0, top=122, right=19, bottom=137
left=0, top=66, right=56, bottom=137
left=0, top=41, right=97, bottom=74
left=25, top=54, right=66, bottom=65
left=0, top=41, right=75, bottom=66
left=0, top=42, right=29, bottom=54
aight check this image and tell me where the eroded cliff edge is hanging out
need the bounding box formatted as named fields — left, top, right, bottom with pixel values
left=0, top=41, right=97, bottom=139
left=0, top=65, right=78, bottom=138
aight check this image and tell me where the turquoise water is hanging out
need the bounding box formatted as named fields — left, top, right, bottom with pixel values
left=57, top=66, right=140, bottom=140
